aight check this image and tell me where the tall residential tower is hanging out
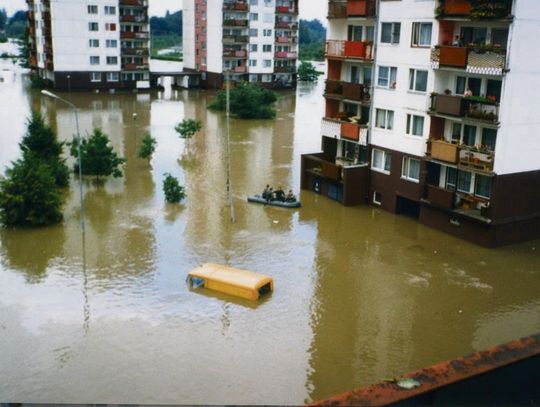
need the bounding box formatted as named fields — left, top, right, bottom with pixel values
left=302, top=0, right=540, bottom=247
left=27, top=0, right=150, bottom=91
left=183, top=0, right=299, bottom=89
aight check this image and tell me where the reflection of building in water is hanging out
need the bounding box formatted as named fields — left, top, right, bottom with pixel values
left=27, top=0, right=150, bottom=91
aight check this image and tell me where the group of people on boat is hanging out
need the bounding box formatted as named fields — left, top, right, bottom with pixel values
left=262, top=185, right=296, bottom=203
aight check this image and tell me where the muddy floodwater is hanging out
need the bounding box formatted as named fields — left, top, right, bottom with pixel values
left=1, top=60, right=539, bottom=404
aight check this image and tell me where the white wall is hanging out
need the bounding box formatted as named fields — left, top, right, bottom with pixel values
left=370, top=0, right=436, bottom=158
left=493, top=0, right=540, bottom=174
left=51, top=0, right=120, bottom=72
left=206, top=0, right=223, bottom=73
left=248, top=3, right=276, bottom=74
left=182, top=0, right=196, bottom=70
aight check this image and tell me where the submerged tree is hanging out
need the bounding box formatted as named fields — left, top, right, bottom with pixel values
left=19, top=112, right=69, bottom=187
left=0, top=158, right=63, bottom=227
left=138, top=133, right=157, bottom=160
left=175, top=119, right=202, bottom=140
left=208, top=82, right=278, bottom=119
left=162, top=173, right=186, bottom=203
left=69, top=128, right=126, bottom=178
left=298, top=61, right=323, bottom=82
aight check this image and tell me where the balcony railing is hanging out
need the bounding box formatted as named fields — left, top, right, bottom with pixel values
left=223, top=35, right=249, bottom=44
left=437, top=0, right=512, bottom=19
left=328, top=0, right=376, bottom=18
left=121, top=31, right=149, bottom=39
left=427, top=139, right=495, bottom=172
left=428, top=140, right=460, bottom=163
left=234, top=66, right=247, bottom=73
left=303, top=154, right=342, bottom=182
left=321, top=117, right=368, bottom=145
left=120, top=14, right=147, bottom=23
left=275, top=51, right=297, bottom=59
left=276, top=5, right=295, bottom=13
left=425, top=185, right=455, bottom=209
left=275, top=19, right=297, bottom=29
left=275, top=36, right=296, bottom=44
left=223, top=49, right=247, bottom=58
left=122, top=63, right=149, bottom=70
left=324, top=80, right=368, bottom=103
left=119, top=0, right=148, bottom=6
left=274, top=66, right=295, bottom=73
left=326, top=40, right=373, bottom=60
left=122, top=47, right=149, bottom=56
left=223, top=1, right=249, bottom=11
left=430, top=93, right=499, bottom=122
left=223, top=18, right=248, bottom=27
left=431, top=45, right=507, bottom=75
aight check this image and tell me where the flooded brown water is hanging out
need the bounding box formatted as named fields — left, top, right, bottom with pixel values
left=1, top=60, right=539, bottom=404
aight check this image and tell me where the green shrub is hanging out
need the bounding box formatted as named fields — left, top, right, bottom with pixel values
left=208, top=82, right=278, bottom=119
left=163, top=173, right=185, bottom=203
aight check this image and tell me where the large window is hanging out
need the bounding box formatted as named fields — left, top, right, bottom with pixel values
left=377, top=66, right=397, bottom=88
left=411, top=22, right=432, bottom=46
left=372, top=149, right=392, bottom=174
left=463, top=125, right=477, bottom=146
left=446, top=167, right=457, bottom=189
left=401, top=157, right=420, bottom=182
left=481, top=128, right=497, bottom=151
left=475, top=175, right=492, bottom=198
left=106, top=72, right=119, bottom=82
left=457, top=171, right=473, bottom=193
left=408, top=69, right=427, bottom=92
left=381, top=22, right=400, bottom=44
left=90, top=72, right=101, bottom=82
left=406, top=114, right=424, bottom=136
left=106, top=56, right=118, bottom=65
left=376, top=108, right=394, bottom=130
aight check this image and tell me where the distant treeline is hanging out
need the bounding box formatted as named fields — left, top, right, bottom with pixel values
left=299, top=19, right=326, bottom=61
left=0, top=9, right=27, bottom=41
left=150, top=10, right=182, bottom=36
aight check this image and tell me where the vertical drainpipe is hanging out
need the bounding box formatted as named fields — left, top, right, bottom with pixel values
left=365, top=0, right=381, bottom=201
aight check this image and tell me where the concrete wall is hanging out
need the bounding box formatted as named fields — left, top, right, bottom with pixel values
left=182, top=0, right=196, bottom=70
left=206, top=0, right=223, bottom=74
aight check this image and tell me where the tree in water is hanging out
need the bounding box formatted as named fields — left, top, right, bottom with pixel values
left=208, top=82, right=278, bottom=119
left=19, top=112, right=70, bottom=187
left=162, top=173, right=186, bottom=203
left=175, top=119, right=202, bottom=141
left=69, top=128, right=126, bottom=179
left=298, top=61, right=323, bottom=82
left=0, top=158, right=63, bottom=227
left=138, top=133, right=157, bottom=160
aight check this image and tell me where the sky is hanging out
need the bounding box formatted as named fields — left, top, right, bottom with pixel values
left=0, top=0, right=326, bottom=21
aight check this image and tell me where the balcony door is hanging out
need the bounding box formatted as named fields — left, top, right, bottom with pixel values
left=350, top=65, right=360, bottom=83
left=348, top=25, right=363, bottom=41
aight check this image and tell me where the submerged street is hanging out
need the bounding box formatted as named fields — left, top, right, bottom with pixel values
left=1, top=59, right=539, bottom=404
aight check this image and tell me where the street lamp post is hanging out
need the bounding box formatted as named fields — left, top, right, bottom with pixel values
left=41, top=89, right=85, bottom=233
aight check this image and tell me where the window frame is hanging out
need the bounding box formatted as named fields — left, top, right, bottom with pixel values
left=408, top=68, right=428, bottom=92
left=90, top=72, right=101, bottom=82
left=380, top=22, right=401, bottom=44
left=377, top=65, right=397, bottom=89
left=371, top=148, right=392, bottom=175
left=411, top=22, right=432, bottom=47
left=405, top=114, right=424, bottom=137
left=375, top=108, right=394, bottom=130
left=401, top=157, right=421, bottom=183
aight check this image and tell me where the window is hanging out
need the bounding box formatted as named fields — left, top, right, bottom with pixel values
left=457, top=171, right=472, bottom=193
left=263, top=29, right=272, bottom=36
left=406, top=114, right=424, bottom=136
left=401, top=157, right=420, bottom=182
left=373, top=191, right=382, bottom=205
left=263, top=13, right=273, bottom=23
left=105, top=23, right=116, bottom=31
left=106, top=56, right=118, bottom=65
left=104, top=6, right=116, bottom=15
left=106, top=72, right=119, bottom=82
left=381, top=22, right=400, bottom=44
left=348, top=25, right=363, bottom=41
left=375, top=108, right=394, bottom=130
left=481, top=128, right=497, bottom=151
left=377, top=66, right=397, bottom=88
left=88, top=22, right=99, bottom=31
left=372, top=149, right=392, bottom=174
left=90, top=72, right=101, bottom=82
left=249, top=59, right=257, bottom=67
left=89, top=39, right=99, bottom=48
left=475, top=175, right=492, bottom=198
left=408, top=69, right=427, bottom=92
left=250, top=13, right=258, bottom=21
left=90, top=56, right=100, bottom=65
left=88, top=5, right=98, bottom=14
left=463, top=125, right=476, bottom=146
left=263, top=59, right=272, bottom=67
left=262, top=74, right=272, bottom=82
left=249, top=74, right=258, bottom=82
left=264, top=0, right=272, bottom=6
left=250, top=0, right=258, bottom=4
left=106, top=39, right=117, bottom=48
left=263, top=44, right=272, bottom=52
left=249, top=28, right=258, bottom=37
left=411, top=22, right=432, bottom=46
left=249, top=44, right=258, bottom=52
left=446, top=167, right=457, bottom=189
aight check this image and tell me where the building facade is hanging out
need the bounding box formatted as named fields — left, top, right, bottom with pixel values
left=27, top=0, right=150, bottom=91
left=301, top=0, right=540, bottom=247
left=183, top=0, right=299, bottom=89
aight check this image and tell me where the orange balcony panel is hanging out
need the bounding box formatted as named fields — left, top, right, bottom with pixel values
left=444, top=0, right=471, bottom=15
left=430, top=140, right=459, bottom=164
left=439, top=46, right=467, bottom=68
left=347, top=0, right=367, bottom=16
left=344, top=41, right=366, bottom=58
left=341, top=122, right=360, bottom=142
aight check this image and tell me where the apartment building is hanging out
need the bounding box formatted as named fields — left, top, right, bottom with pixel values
left=302, top=0, right=540, bottom=247
left=27, top=0, right=150, bottom=91
left=183, top=0, right=299, bottom=89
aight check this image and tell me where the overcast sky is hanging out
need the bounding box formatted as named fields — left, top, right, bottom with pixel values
left=1, top=0, right=326, bottom=20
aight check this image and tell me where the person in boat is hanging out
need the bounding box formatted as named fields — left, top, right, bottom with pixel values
left=285, top=190, right=296, bottom=202
left=274, top=186, right=285, bottom=202
left=266, top=187, right=274, bottom=202
left=262, top=184, right=271, bottom=200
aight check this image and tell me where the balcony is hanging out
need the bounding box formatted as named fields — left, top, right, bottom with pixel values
left=425, top=185, right=455, bottom=209
left=223, top=35, right=249, bottom=44
left=328, top=0, right=376, bottom=18
left=223, top=49, right=247, bottom=58
left=428, top=140, right=460, bottom=163
left=121, top=31, right=149, bottom=39
left=119, top=0, right=148, bottom=6
left=324, top=80, right=368, bottom=103
left=276, top=5, right=295, bottom=14
left=275, top=51, right=297, bottom=59
left=122, top=47, right=149, bottom=56
left=120, top=14, right=147, bottom=23
left=459, top=148, right=494, bottom=172
left=437, top=0, right=512, bottom=19
left=431, top=45, right=507, bottom=75
left=234, top=66, right=247, bottom=73
left=276, top=36, right=296, bottom=44
left=303, top=153, right=342, bottom=182
left=274, top=66, right=295, bottom=73
left=321, top=117, right=368, bottom=144
left=275, top=19, right=297, bottom=29
left=430, top=93, right=499, bottom=122
left=122, top=63, right=149, bottom=70
left=326, top=40, right=373, bottom=60
left=223, top=1, right=249, bottom=11
left=223, top=18, right=248, bottom=27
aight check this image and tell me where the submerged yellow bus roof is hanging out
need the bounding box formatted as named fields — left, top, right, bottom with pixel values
left=189, top=263, right=273, bottom=290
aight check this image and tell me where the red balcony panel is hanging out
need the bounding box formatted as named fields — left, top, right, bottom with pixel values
left=443, top=0, right=471, bottom=15
left=439, top=46, right=467, bottom=68
left=426, top=185, right=454, bottom=209
left=276, top=6, right=290, bottom=13
left=347, top=0, right=367, bottom=16
left=344, top=41, right=366, bottom=58
left=341, top=122, right=360, bottom=141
